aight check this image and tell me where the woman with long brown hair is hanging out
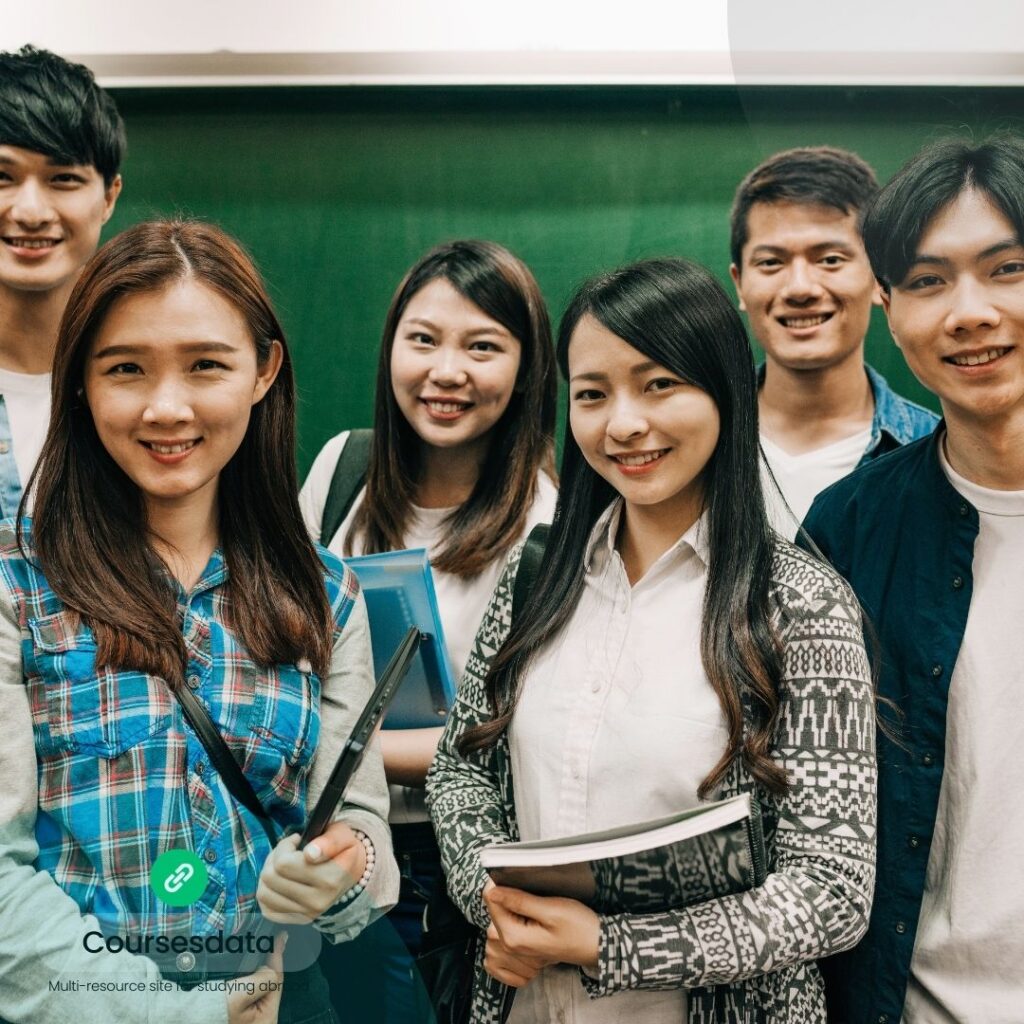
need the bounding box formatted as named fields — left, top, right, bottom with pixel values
left=299, top=239, right=558, bottom=1021
left=426, top=257, right=877, bottom=1023
left=0, top=220, right=396, bottom=1024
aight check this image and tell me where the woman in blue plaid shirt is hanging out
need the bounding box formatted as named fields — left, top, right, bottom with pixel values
left=0, top=220, right=397, bottom=1024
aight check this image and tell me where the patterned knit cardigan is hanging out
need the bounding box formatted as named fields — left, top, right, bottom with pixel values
left=425, top=538, right=876, bottom=1024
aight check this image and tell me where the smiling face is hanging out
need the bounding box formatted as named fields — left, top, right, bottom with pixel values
left=568, top=314, right=720, bottom=529
left=83, top=278, right=282, bottom=520
left=731, top=199, right=879, bottom=373
left=0, top=145, right=120, bottom=299
left=389, top=277, right=522, bottom=456
left=883, top=188, right=1024, bottom=430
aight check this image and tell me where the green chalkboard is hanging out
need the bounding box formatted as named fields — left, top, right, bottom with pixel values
left=106, top=85, right=1024, bottom=475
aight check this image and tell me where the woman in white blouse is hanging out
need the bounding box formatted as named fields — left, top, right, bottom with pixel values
left=427, top=257, right=877, bottom=1024
left=299, top=240, right=558, bottom=1021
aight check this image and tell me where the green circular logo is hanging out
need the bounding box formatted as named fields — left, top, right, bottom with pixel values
left=150, top=849, right=208, bottom=907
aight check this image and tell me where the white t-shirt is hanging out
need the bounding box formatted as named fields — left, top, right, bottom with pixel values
left=903, top=439, right=1024, bottom=1024
left=0, top=368, right=51, bottom=495
left=760, top=426, right=872, bottom=540
left=506, top=500, right=726, bottom=1024
left=299, top=430, right=558, bottom=822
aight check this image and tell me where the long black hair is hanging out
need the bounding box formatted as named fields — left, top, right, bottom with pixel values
left=460, top=257, right=788, bottom=797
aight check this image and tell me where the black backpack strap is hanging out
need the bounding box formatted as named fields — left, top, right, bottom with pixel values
left=512, top=523, right=550, bottom=624
left=320, top=428, right=374, bottom=546
left=174, top=681, right=279, bottom=849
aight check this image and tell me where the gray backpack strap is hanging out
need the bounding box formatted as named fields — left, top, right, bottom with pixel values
left=320, top=429, right=374, bottom=546
left=512, top=523, right=550, bottom=624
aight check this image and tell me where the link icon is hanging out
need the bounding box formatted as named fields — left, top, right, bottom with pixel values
left=150, top=849, right=208, bottom=907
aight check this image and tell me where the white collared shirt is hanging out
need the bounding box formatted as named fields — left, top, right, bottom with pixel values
left=507, top=499, right=727, bottom=1023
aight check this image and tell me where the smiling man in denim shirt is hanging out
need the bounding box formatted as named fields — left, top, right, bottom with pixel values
left=804, top=134, right=1024, bottom=1024
left=0, top=46, right=123, bottom=512
left=730, top=147, right=938, bottom=537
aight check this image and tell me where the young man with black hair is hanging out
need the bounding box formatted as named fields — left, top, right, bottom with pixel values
left=0, top=45, right=123, bottom=510
left=804, top=134, right=1024, bottom=1024
left=730, top=146, right=937, bottom=535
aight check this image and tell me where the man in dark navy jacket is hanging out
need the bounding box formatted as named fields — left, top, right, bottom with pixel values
left=803, top=134, right=1024, bottom=1024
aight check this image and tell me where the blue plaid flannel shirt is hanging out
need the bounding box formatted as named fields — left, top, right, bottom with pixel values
left=0, top=519, right=358, bottom=941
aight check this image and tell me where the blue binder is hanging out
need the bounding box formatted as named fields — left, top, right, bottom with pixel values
left=342, top=548, right=457, bottom=729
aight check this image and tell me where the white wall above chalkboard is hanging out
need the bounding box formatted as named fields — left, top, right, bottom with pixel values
left=3, top=0, right=1023, bottom=87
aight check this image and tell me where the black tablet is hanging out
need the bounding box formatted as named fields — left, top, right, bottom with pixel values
left=298, top=626, right=422, bottom=850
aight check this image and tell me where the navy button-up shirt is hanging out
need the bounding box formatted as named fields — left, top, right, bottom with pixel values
left=801, top=429, right=977, bottom=1024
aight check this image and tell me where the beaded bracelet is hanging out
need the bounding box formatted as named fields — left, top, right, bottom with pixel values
left=336, top=829, right=375, bottom=906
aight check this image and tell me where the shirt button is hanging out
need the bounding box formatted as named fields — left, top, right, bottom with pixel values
left=203, top=848, right=218, bottom=864
left=187, top=674, right=201, bottom=690
left=895, top=920, right=907, bottom=934
left=908, top=835, right=920, bottom=849
left=922, top=753, right=935, bottom=766
left=930, top=664, right=943, bottom=678
left=176, top=951, right=197, bottom=972
left=878, top=1015, right=890, bottom=1024
left=952, top=575, right=964, bottom=589
left=958, top=503, right=969, bottom=517
left=194, top=761, right=205, bottom=776
left=0, top=441, right=8, bottom=455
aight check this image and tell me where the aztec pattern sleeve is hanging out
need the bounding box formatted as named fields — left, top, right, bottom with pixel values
left=586, top=542, right=877, bottom=995
left=425, top=551, right=520, bottom=932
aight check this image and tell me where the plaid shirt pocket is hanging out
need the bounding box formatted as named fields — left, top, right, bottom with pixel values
left=203, top=644, right=321, bottom=816
left=28, top=610, right=174, bottom=757
left=247, top=661, right=320, bottom=768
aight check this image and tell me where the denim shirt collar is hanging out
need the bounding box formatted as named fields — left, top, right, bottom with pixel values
left=756, top=361, right=937, bottom=463
left=0, top=397, right=23, bottom=519
left=864, top=363, right=925, bottom=450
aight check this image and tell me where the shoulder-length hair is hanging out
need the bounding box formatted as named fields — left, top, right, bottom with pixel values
left=460, top=257, right=787, bottom=797
left=344, top=240, right=557, bottom=578
left=23, top=219, right=333, bottom=681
